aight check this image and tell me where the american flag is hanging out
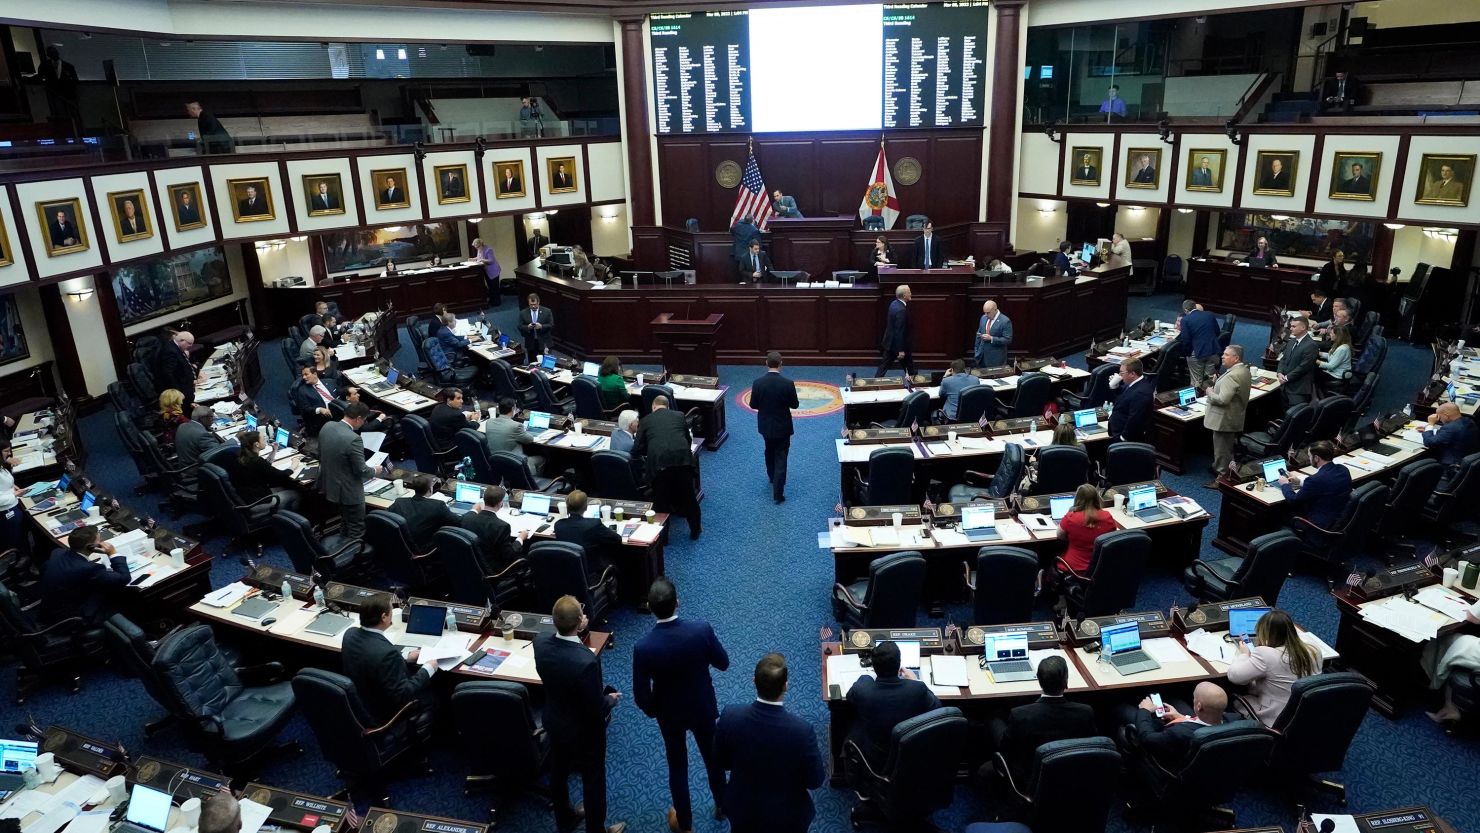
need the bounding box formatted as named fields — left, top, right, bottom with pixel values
left=729, top=150, right=774, bottom=232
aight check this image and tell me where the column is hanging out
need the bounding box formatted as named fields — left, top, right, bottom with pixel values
left=986, top=0, right=1027, bottom=223
left=619, top=16, right=656, bottom=227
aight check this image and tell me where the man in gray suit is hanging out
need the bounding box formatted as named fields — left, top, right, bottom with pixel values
left=973, top=300, right=1013, bottom=367
left=174, top=405, right=223, bottom=493
left=300, top=325, right=326, bottom=363
left=1202, top=344, right=1252, bottom=482
left=1277, top=316, right=1318, bottom=407
left=483, top=397, right=545, bottom=475
left=320, top=402, right=379, bottom=540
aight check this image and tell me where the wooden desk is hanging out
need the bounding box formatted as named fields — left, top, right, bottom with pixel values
left=511, top=363, right=730, bottom=451
left=261, top=262, right=489, bottom=335
left=1186, top=258, right=1318, bottom=318
left=1150, top=368, right=1283, bottom=474
left=841, top=366, right=1090, bottom=427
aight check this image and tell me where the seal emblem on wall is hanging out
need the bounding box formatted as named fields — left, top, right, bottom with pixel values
left=715, top=160, right=743, bottom=189
left=893, top=156, right=922, bottom=185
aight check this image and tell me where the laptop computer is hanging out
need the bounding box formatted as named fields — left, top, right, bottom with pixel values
left=117, top=784, right=173, bottom=833
left=541, top=354, right=558, bottom=371
left=397, top=603, right=446, bottom=648
left=1176, top=387, right=1197, bottom=408
left=961, top=505, right=1002, bottom=542
left=1073, top=408, right=1105, bottom=436
left=1101, top=620, right=1161, bottom=676
left=1227, top=606, right=1270, bottom=641
left=582, top=361, right=601, bottom=377
left=526, top=411, right=552, bottom=433
left=1049, top=495, right=1075, bottom=521
left=245, top=413, right=258, bottom=431
left=520, top=492, right=553, bottom=517
left=53, top=490, right=97, bottom=524
left=0, top=738, right=37, bottom=789
left=275, top=427, right=292, bottom=449
left=1260, top=458, right=1289, bottom=484
left=365, top=367, right=399, bottom=393
left=1127, top=485, right=1171, bottom=522
left=449, top=481, right=482, bottom=514
left=982, top=631, right=1035, bottom=682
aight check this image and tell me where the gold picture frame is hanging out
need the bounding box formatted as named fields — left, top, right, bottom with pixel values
left=371, top=168, right=411, bottom=210
left=302, top=173, right=346, bottom=217
left=434, top=164, right=471, bottom=205
left=0, top=216, right=14, bottom=268
left=493, top=160, right=527, bottom=199
left=546, top=156, right=578, bottom=194
left=1413, top=153, right=1476, bottom=208
left=1252, top=150, right=1298, bottom=198
left=1123, top=147, right=1161, bottom=190
left=1328, top=152, right=1381, bottom=202
left=228, top=177, right=276, bottom=222
left=1069, top=147, right=1103, bottom=187
left=1184, top=149, right=1228, bottom=193
left=167, top=182, right=207, bottom=231
left=108, top=188, right=154, bottom=242
left=35, top=197, right=90, bottom=257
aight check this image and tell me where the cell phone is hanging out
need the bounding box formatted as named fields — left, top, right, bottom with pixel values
left=1150, top=692, right=1166, bottom=718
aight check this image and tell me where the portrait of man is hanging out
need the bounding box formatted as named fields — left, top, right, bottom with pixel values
left=1124, top=148, right=1160, bottom=189
left=1329, top=152, right=1381, bottom=201
left=109, top=190, right=153, bottom=241
left=547, top=157, right=577, bottom=194
left=229, top=178, right=275, bottom=222
left=1186, top=149, right=1227, bottom=192
left=1070, top=147, right=1102, bottom=186
left=371, top=168, right=410, bottom=210
left=303, top=173, right=345, bottom=217
left=1253, top=150, right=1298, bottom=197
left=35, top=198, right=89, bottom=256
left=168, top=183, right=206, bottom=230
left=1415, top=154, right=1476, bottom=207
left=494, top=161, right=526, bottom=199
left=435, top=164, right=470, bottom=204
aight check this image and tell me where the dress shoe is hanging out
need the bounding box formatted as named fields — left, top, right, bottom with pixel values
left=689, top=525, right=702, bottom=540
left=774, top=494, right=785, bottom=504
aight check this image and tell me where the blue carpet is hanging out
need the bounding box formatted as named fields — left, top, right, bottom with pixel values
left=6, top=292, right=1476, bottom=833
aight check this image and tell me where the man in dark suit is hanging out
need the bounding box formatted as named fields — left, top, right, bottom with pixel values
left=1190, top=156, right=1215, bottom=187
left=428, top=387, right=478, bottom=450
left=320, top=403, right=381, bottom=540
left=236, top=185, right=268, bottom=217
left=379, top=175, right=404, bottom=206
left=1108, top=357, right=1154, bottom=443
left=48, top=209, right=80, bottom=248
left=989, top=656, right=1098, bottom=784
left=1074, top=152, right=1098, bottom=182
left=1259, top=157, right=1291, bottom=191
left=1131, top=153, right=1157, bottom=183
left=1308, top=290, right=1334, bottom=328
left=1179, top=300, right=1223, bottom=389
left=552, top=164, right=573, bottom=191
left=186, top=100, right=235, bottom=155
left=1279, top=440, right=1352, bottom=532
left=40, top=526, right=129, bottom=626
left=458, top=486, right=528, bottom=573
left=632, top=578, right=730, bottom=833
left=1337, top=161, right=1372, bottom=195
left=500, top=167, right=522, bottom=194
left=442, top=170, right=466, bottom=199
left=553, top=490, right=622, bottom=570
left=290, top=365, right=341, bottom=436
left=388, top=474, right=457, bottom=551
left=118, top=199, right=146, bottom=237
left=845, top=641, right=939, bottom=780
left=1423, top=403, right=1479, bottom=481
left=731, top=216, right=759, bottom=262
left=311, top=181, right=339, bottom=212
left=875, top=284, right=914, bottom=377
left=751, top=352, right=798, bottom=503
left=633, top=396, right=701, bottom=540
left=1319, top=71, right=1361, bottom=114
left=530, top=229, right=550, bottom=251
left=912, top=221, right=946, bottom=269
left=175, top=190, right=201, bottom=226
left=714, top=653, right=825, bottom=833
left=533, top=596, right=626, bottom=833
left=519, top=293, right=555, bottom=357
left=341, top=596, right=439, bottom=724
left=1277, top=315, right=1319, bottom=406
left=156, top=331, right=201, bottom=409
left=736, top=239, right=773, bottom=283
left=1121, top=681, right=1228, bottom=771
left=175, top=405, right=223, bottom=494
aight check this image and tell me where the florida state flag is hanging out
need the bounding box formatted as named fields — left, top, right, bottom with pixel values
left=858, top=141, right=900, bottom=229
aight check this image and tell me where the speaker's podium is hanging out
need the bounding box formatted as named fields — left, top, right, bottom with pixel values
left=652, top=313, right=724, bottom=377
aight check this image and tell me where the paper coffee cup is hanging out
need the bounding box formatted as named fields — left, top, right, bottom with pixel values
left=180, top=797, right=201, bottom=829
left=645, top=509, right=656, bottom=521
left=170, top=547, right=186, bottom=568
left=391, top=607, right=404, bottom=626
left=573, top=421, right=583, bottom=435
left=88, top=505, right=101, bottom=518
left=34, top=753, right=59, bottom=782
left=600, top=505, right=612, bottom=520
left=106, top=774, right=128, bottom=804
left=636, top=373, right=645, bottom=387
left=1112, top=493, right=1126, bottom=509
left=948, top=430, right=958, bottom=444
left=1443, top=567, right=1460, bottom=588
left=892, top=512, right=903, bottom=528
left=394, top=478, right=405, bottom=497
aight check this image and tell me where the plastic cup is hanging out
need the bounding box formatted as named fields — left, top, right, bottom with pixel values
left=105, top=774, right=128, bottom=804
left=391, top=607, right=404, bottom=626
left=88, top=505, right=101, bottom=518
left=947, top=430, right=958, bottom=444
left=1112, top=493, right=1126, bottom=509
left=573, top=421, right=583, bottom=435
left=892, top=512, right=903, bottom=528
left=394, top=478, right=405, bottom=497
left=180, top=798, right=201, bottom=829
left=600, top=505, right=612, bottom=521
left=1442, top=567, right=1459, bottom=588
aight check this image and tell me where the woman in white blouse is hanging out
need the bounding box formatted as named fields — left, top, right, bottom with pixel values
left=1227, top=608, right=1321, bottom=724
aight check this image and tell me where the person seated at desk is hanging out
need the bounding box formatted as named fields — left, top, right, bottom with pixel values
left=1423, top=403, right=1479, bottom=484
left=1317, top=325, right=1353, bottom=393
left=199, top=789, right=241, bottom=833
left=612, top=410, right=639, bottom=454
left=1107, top=357, right=1153, bottom=442
left=1105, top=231, right=1133, bottom=271
left=176, top=405, right=223, bottom=493
left=1278, top=440, right=1351, bottom=537
left=389, top=474, right=458, bottom=551
left=1243, top=237, right=1278, bottom=268
left=519, top=293, right=555, bottom=358
left=291, top=365, right=341, bottom=437
left=342, top=385, right=395, bottom=435
left=300, top=325, right=327, bottom=363
left=989, top=655, right=1098, bottom=784
left=1423, top=593, right=1480, bottom=725
left=1227, top=608, right=1321, bottom=725
left=771, top=189, right=802, bottom=218
left=1050, top=421, right=1080, bottom=448
left=458, top=485, right=529, bottom=573
left=554, top=490, right=623, bottom=571
left=1099, top=84, right=1126, bottom=120
left=939, top=359, right=981, bottom=421
left=1119, top=681, right=1230, bottom=773
left=156, top=388, right=189, bottom=447
left=308, top=345, right=341, bottom=383
left=318, top=315, right=343, bottom=349
left=598, top=356, right=630, bottom=411
left=1307, top=289, right=1334, bottom=328
left=40, top=526, right=129, bottom=626
left=573, top=247, right=596, bottom=280
left=984, top=257, right=1012, bottom=276
left=1053, top=241, right=1079, bottom=277
left=1051, top=484, right=1121, bottom=601
left=737, top=239, right=773, bottom=284
left=913, top=221, right=947, bottom=270
left=308, top=300, right=332, bottom=331
left=434, top=311, right=472, bottom=353
left=867, top=235, right=895, bottom=280
left=235, top=430, right=302, bottom=514
left=1315, top=250, right=1348, bottom=297
left=341, top=595, right=439, bottom=725
left=484, top=397, right=546, bottom=475
left=1317, top=299, right=1353, bottom=339
left=429, top=387, right=479, bottom=451
left=844, top=640, right=940, bottom=783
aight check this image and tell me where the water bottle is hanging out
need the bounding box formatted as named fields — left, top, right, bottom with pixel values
left=444, top=606, right=457, bottom=633
left=312, top=585, right=326, bottom=607
left=280, top=579, right=293, bottom=600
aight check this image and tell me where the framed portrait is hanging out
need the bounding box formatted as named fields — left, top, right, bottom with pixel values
left=35, top=198, right=89, bottom=257
left=302, top=173, right=346, bottom=217
left=227, top=177, right=275, bottom=222
left=371, top=168, right=410, bottom=210
left=546, top=157, right=578, bottom=194
left=0, top=218, right=12, bottom=268
left=493, top=160, right=527, bottom=199
left=1414, top=153, right=1477, bottom=208
left=1069, top=147, right=1104, bottom=186
left=1184, top=149, right=1228, bottom=193
left=108, top=189, right=154, bottom=242
left=434, top=164, right=471, bottom=205
left=1124, top=148, right=1161, bottom=190
left=167, top=183, right=207, bottom=231
left=1328, top=152, right=1381, bottom=202
left=1252, top=150, right=1299, bottom=197
left=0, top=293, right=30, bottom=368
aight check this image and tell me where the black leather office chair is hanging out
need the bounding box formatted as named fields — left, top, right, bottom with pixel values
left=1346, top=372, right=1380, bottom=423
left=489, top=359, right=537, bottom=406
left=948, top=443, right=1025, bottom=503
left=0, top=549, right=39, bottom=604
left=1033, top=445, right=1090, bottom=495
left=1421, top=452, right=1480, bottom=545
left=127, top=361, right=158, bottom=404
left=1060, top=363, right=1117, bottom=411
left=963, top=547, right=1038, bottom=625
left=0, top=580, right=105, bottom=704
left=528, top=541, right=619, bottom=626
left=1060, top=529, right=1151, bottom=618
left=956, top=384, right=1000, bottom=424
left=365, top=511, right=443, bottom=592
left=108, top=381, right=152, bottom=430
left=1128, top=721, right=1275, bottom=828
left=1103, top=442, right=1158, bottom=487
left=591, top=450, right=647, bottom=500
left=844, top=707, right=966, bottom=831
left=874, top=391, right=931, bottom=430
left=832, top=552, right=926, bottom=628
left=402, top=414, right=459, bottom=476
left=152, top=623, right=298, bottom=771
left=1305, top=395, right=1355, bottom=443
left=102, top=614, right=179, bottom=735
left=450, top=681, right=551, bottom=823
left=1009, top=373, right=1054, bottom=418
left=454, top=428, right=500, bottom=484
left=280, top=338, right=299, bottom=376
left=199, top=463, right=280, bottom=552
left=292, top=668, right=430, bottom=804
left=1238, top=403, right=1314, bottom=459
left=996, top=737, right=1122, bottom=833
left=1267, top=672, right=1373, bottom=804
left=529, top=370, right=575, bottom=415
left=1374, top=459, right=1444, bottom=558
left=1289, top=481, right=1388, bottom=568
left=491, top=451, right=568, bottom=494
left=1448, top=668, right=1480, bottom=731
left=1182, top=530, right=1298, bottom=605
left=862, top=216, right=885, bottom=231
left=1218, top=314, right=1237, bottom=350
left=1151, top=339, right=1190, bottom=392
left=433, top=527, right=529, bottom=613
left=852, top=447, right=915, bottom=506
left=423, top=337, right=479, bottom=387
left=571, top=376, right=624, bottom=420
left=640, top=383, right=675, bottom=415
left=137, top=429, right=200, bottom=514
left=115, top=411, right=157, bottom=493
left=269, top=510, right=372, bottom=583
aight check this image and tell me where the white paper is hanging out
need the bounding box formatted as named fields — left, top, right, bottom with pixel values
left=1298, top=629, right=1339, bottom=661
left=35, top=776, right=102, bottom=816
left=628, top=522, right=663, bottom=545
left=421, top=632, right=473, bottom=665
left=1027, top=649, right=1064, bottom=671
left=1183, top=629, right=1236, bottom=665
left=366, top=451, right=389, bottom=469
left=1414, top=585, right=1474, bottom=622
left=929, top=654, right=969, bottom=687
left=237, top=799, right=273, bottom=833
left=898, top=642, right=922, bottom=668
left=201, top=581, right=251, bottom=608
left=1140, top=637, right=1190, bottom=664
left=1310, top=815, right=1359, bottom=833
left=825, top=652, right=876, bottom=694
left=0, top=792, right=49, bottom=820
left=22, top=803, right=78, bottom=833
left=361, top=432, right=387, bottom=453
left=60, top=810, right=110, bottom=833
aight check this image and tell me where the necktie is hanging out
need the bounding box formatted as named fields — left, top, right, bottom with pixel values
left=315, top=384, right=332, bottom=403
left=926, top=239, right=931, bottom=265
left=753, top=254, right=758, bottom=272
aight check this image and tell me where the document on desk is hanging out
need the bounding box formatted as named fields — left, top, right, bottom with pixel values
left=957, top=436, right=1003, bottom=451
left=135, top=563, right=181, bottom=589
left=237, top=798, right=273, bottom=833
left=929, top=654, right=969, bottom=688
left=0, top=791, right=48, bottom=820
left=35, top=775, right=103, bottom=816
left=423, top=632, right=474, bottom=668
left=825, top=652, right=875, bottom=695
left=202, top=581, right=252, bottom=608
left=1140, top=637, right=1191, bottom=665
left=628, top=522, right=663, bottom=545
left=1359, top=596, right=1450, bottom=642
left=268, top=606, right=320, bottom=637
left=1414, top=585, right=1475, bottom=622
left=1298, top=629, right=1339, bottom=661
left=22, top=803, right=78, bottom=833
left=1027, top=649, right=1067, bottom=672
left=60, top=810, right=110, bottom=833
left=1183, top=629, right=1236, bottom=665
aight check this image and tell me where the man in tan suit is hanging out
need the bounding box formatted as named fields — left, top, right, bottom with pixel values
left=1423, top=163, right=1466, bottom=202
left=1202, top=344, right=1251, bottom=484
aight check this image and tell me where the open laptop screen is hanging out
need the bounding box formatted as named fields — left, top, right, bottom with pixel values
left=1049, top=495, right=1074, bottom=520
left=1228, top=607, right=1270, bottom=639
left=126, top=784, right=173, bottom=832
left=1102, top=621, right=1141, bottom=655
left=1261, top=458, right=1288, bottom=483
left=961, top=505, right=996, bottom=531
left=1073, top=408, right=1097, bottom=428
left=1127, top=486, right=1156, bottom=512
left=453, top=482, right=481, bottom=505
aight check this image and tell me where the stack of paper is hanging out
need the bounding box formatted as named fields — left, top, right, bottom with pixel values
left=628, top=522, right=663, bottom=545
left=1183, top=628, right=1236, bottom=665
left=929, top=654, right=969, bottom=687
left=1414, top=585, right=1475, bottom=621
left=825, top=652, right=875, bottom=694
left=1359, top=596, right=1451, bottom=642
left=202, top=582, right=252, bottom=608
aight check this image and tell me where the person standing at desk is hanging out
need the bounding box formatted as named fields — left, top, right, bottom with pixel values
left=737, top=239, right=773, bottom=283
left=1277, top=316, right=1318, bottom=407
left=1107, top=358, right=1153, bottom=443
left=912, top=221, right=946, bottom=269
left=157, top=331, right=202, bottom=410
left=472, top=237, right=502, bottom=307
left=1422, top=403, right=1479, bottom=484
left=341, top=596, right=439, bottom=725
left=320, top=402, right=380, bottom=541
left=1098, top=84, right=1126, bottom=120
left=939, top=359, right=981, bottom=422
left=771, top=190, right=802, bottom=218
left=1179, top=300, right=1223, bottom=389
left=731, top=216, right=760, bottom=263
left=868, top=235, right=895, bottom=281
left=1315, top=250, right=1349, bottom=297
left=1278, top=440, right=1351, bottom=539
left=40, top=526, right=129, bottom=626
left=844, top=640, right=939, bottom=782
left=974, top=300, right=1013, bottom=368
left=750, top=351, right=798, bottom=504
left=1243, top=237, right=1278, bottom=268
left=186, top=101, right=235, bottom=155
left=875, top=284, right=914, bottom=377
left=632, top=577, right=731, bottom=833
left=519, top=293, right=555, bottom=357
left=1203, top=345, right=1251, bottom=481
left=714, top=653, right=825, bottom=833
left=634, top=396, right=702, bottom=540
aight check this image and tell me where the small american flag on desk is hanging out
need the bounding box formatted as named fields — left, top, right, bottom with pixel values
left=729, top=147, right=774, bottom=232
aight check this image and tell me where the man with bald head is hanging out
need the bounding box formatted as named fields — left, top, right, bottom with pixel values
left=1423, top=403, right=1478, bottom=485
left=1124, top=681, right=1229, bottom=770
left=156, top=330, right=202, bottom=409
left=199, top=790, right=242, bottom=833
left=974, top=299, right=1013, bottom=368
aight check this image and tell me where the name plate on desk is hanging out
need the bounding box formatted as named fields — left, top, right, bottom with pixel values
left=973, top=365, right=1016, bottom=380
left=1017, top=357, right=1056, bottom=373
left=1069, top=611, right=1170, bottom=644
left=570, top=419, right=616, bottom=436
left=847, top=427, right=914, bottom=444
left=845, top=505, right=924, bottom=525
left=492, top=609, right=556, bottom=639
left=991, top=416, right=1045, bottom=436
left=323, top=582, right=395, bottom=613
left=40, top=725, right=125, bottom=778
left=1104, top=480, right=1168, bottom=499
left=1171, top=597, right=1268, bottom=633
left=131, top=758, right=229, bottom=803
left=930, top=499, right=1007, bottom=522
left=1352, top=562, right=1435, bottom=600
left=843, top=627, right=943, bottom=653
left=921, top=423, right=989, bottom=439
left=511, top=491, right=652, bottom=518
left=245, top=565, right=313, bottom=600
left=850, top=377, right=907, bottom=391
left=1355, top=807, right=1440, bottom=831
left=962, top=621, right=1060, bottom=652
left=243, top=783, right=350, bottom=831
left=408, top=597, right=489, bottom=633
left=669, top=373, right=719, bottom=389
left=361, top=809, right=487, bottom=833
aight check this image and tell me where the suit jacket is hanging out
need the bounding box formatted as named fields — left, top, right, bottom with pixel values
left=40, top=548, right=129, bottom=625
left=553, top=515, right=622, bottom=563
left=49, top=220, right=78, bottom=247
left=751, top=371, right=798, bottom=438
left=533, top=632, right=608, bottom=747
left=435, top=324, right=469, bottom=354
left=772, top=196, right=801, bottom=218
left=1202, top=362, right=1251, bottom=433
left=119, top=215, right=146, bottom=236
left=379, top=187, right=402, bottom=204
left=1054, top=251, right=1076, bottom=276
left=1280, top=462, right=1352, bottom=529
left=880, top=298, right=912, bottom=354
left=155, top=343, right=197, bottom=400
left=1316, top=263, right=1346, bottom=297
left=610, top=429, right=636, bottom=454
left=1311, top=297, right=1334, bottom=326
left=731, top=222, right=760, bottom=261
left=1133, top=709, right=1206, bottom=769
left=974, top=312, right=1014, bottom=367
left=319, top=419, right=373, bottom=504
left=313, top=193, right=338, bottom=211
left=1425, top=177, right=1465, bottom=202
left=236, top=452, right=301, bottom=504
left=428, top=403, right=469, bottom=450
left=518, top=307, right=555, bottom=355
left=483, top=415, right=536, bottom=460
left=847, top=676, right=941, bottom=766
left=552, top=172, right=572, bottom=190
left=442, top=177, right=466, bottom=198
left=237, top=197, right=267, bottom=216
left=912, top=235, right=947, bottom=269
left=176, top=202, right=201, bottom=225
left=1132, top=165, right=1157, bottom=183
left=458, top=510, right=521, bottom=572
left=1179, top=308, right=1222, bottom=359
left=1337, top=175, right=1371, bottom=194
left=737, top=250, right=774, bottom=282
left=1109, top=377, right=1154, bottom=443
left=632, top=617, right=730, bottom=727
left=632, top=408, right=695, bottom=475
left=389, top=494, right=457, bottom=551
left=500, top=176, right=521, bottom=193
left=1423, top=417, right=1480, bottom=468
left=715, top=701, right=825, bottom=832
left=341, top=626, right=432, bottom=724
left=1190, top=167, right=1214, bottom=186
left=1075, top=165, right=1099, bottom=181
left=1277, top=334, right=1319, bottom=399
left=175, top=420, right=222, bottom=488
left=998, top=696, right=1098, bottom=781
left=1260, top=169, right=1290, bottom=190
left=290, top=377, right=340, bottom=435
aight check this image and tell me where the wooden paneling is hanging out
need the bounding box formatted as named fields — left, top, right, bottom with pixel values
left=1185, top=259, right=1315, bottom=318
